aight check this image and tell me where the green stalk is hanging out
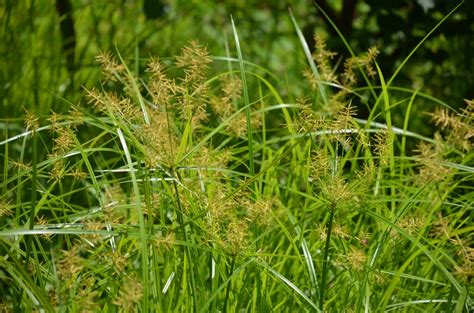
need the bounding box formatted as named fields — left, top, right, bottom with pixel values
left=26, top=129, right=37, bottom=262
left=376, top=63, right=396, bottom=212
left=1, top=124, right=8, bottom=229
left=319, top=204, right=335, bottom=310
left=223, top=255, right=236, bottom=313
left=400, top=90, right=417, bottom=175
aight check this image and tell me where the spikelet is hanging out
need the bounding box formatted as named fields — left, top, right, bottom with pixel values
left=320, top=175, right=353, bottom=206
left=68, top=106, right=84, bottom=129
left=137, top=110, right=178, bottom=168
left=24, top=109, right=40, bottom=134
left=0, top=200, right=13, bottom=217
left=53, top=126, right=75, bottom=155
left=175, top=40, right=212, bottom=83
left=48, top=111, right=62, bottom=133
left=113, top=275, right=143, bottom=311
left=247, top=197, right=274, bottom=226
left=415, top=140, right=451, bottom=183
left=346, top=246, right=367, bottom=272
left=222, top=219, right=250, bottom=256
left=373, top=129, right=394, bottom=167
left=428, top=102, right=473, bottom=152
left=312, top=34, right=338, bottom=83
left=95, top=50, right=125, bottom=82
left=56, top=245, right=84, bottom=284
left=146, top=57, right=177, bottom=105
left=75, top=276, right=100, bottom=312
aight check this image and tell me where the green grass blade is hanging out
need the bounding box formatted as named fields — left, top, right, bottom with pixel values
left=311, top=2, right=377, bottom=101
left=116, top=127, right=150, bottom=311
left=386, top=1, right=464, bottom=87
left=257, top=259, right=321, bottom=311
left=289, top=8, right=329, bottom=106
left=231, top=16, right=255, bottom=181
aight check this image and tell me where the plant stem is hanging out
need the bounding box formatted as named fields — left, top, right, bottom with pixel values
left=223, top=255, right=236, bottom=313
left=26, top=130, right=37, bottom=263
left=172, top=171, right=197, bottom=312
left=319, top=204, right=335, bottom=310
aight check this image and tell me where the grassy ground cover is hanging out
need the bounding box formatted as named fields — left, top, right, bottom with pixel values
left=0, top=2, right=472, bottom=312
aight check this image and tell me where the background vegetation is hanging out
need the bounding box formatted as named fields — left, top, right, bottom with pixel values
left=0, top=0, right=472, bottom=312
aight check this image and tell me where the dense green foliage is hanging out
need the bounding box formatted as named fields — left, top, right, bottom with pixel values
left=0, top=1, right=473, bottom=312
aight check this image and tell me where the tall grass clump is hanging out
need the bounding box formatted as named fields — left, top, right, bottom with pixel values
left=0, top=11, right=472, bottom=313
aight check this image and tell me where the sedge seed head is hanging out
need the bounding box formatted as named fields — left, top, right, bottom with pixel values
left=333, top=223, right=350, bottom=239
left=24, top=109, right=40, bottom=133
left=370, top=270, right=390, bottom=286
left=109, top=251, right=130, bottom=274
left=137, top=110, right=178, bottom=168
left=68, top=106, right=84, bottom=128
left=345, top=246, right=367, bottom=272
left=146, top=56, right=167, bottom=80
left=146, top=57, right=177, bottom=105
left=398, top=214, right=424, bottom=236
left=113, top=275, right=143, bottom=311
left=362, top=46, right=380, bottom=78
left=83, top=220, right=104, bottom=244
left=36, top=215, right=52, bottom=241
left=221, top=76, right=242, bottom=104
left=428, top=104, right=473, bottom=151
left=373, top=129, right=394, bottom=167
left=103, top=92, right=141, bottom=121
left=48, top=111, right=62, bottom=133
left=248, top=198, right=274, bottom=226
left=56, top=245, right=84, bottom=282
left=154, top=232, right=175, bottom=251
left=53, top=126, right=75, bottom=155
left=226, top=112, right=248, bottom=137
left=66, top=167, right=88, bottom=180
left=175, top=40, right=212, bottom=83
left=0, top=200, right=13, bottom=217
left=85, top=88, right=106, bottom=114
left=310, top=149, right=332, bottom=179
left=211, top=95, right=235, bottom=119
left=48, top=158, right=66, bottom=182
left=342, top=57, right=358, bottom=86
left=95, top=50, right=125, bottom=82
left=320, top=176, right=352, bottom=206
left=11, top=160, right=32, bottom=172
left=295, top=95, right=326, bottom=133
left=415, top=141, right=451, bottom=183
left=429, top=213, right=452, bottom=239
left=75, top=277, right=100, bottom=312
left=452, top=238, right=474, bottom=280
left=223, top=219, right=250, bottom=256
left=312, top=34, right=338, bottom=83
left=316, top=224, right=328, bottom=241
left=302, top=68, right=320, bottom=91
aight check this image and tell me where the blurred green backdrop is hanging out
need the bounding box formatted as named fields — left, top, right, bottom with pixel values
left=1, top=0, right=472, bottom=118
